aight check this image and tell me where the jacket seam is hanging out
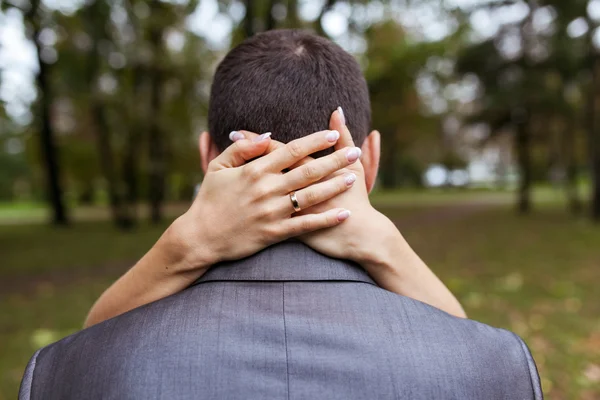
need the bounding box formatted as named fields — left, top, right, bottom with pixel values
left=282, top=282, right=290, bottom=400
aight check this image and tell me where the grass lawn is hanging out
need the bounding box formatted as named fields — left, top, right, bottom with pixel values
left=1, top=194, right=599, bottom=399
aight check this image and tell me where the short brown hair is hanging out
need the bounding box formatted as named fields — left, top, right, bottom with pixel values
left=208, top=29, right=371, bottom=151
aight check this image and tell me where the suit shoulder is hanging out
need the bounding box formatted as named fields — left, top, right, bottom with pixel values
left=364, top=286, right=542, bottom=398
left=18, top=348, right=42, bottom=400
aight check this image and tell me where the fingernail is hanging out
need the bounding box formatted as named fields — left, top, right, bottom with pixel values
left=337, top=210, right=351, bottom=222
left=253, top=132, right=272, bottom=143
left=326, top=130, right=340, bottom=142
left=346, top=147, right=361, bottom=163
left=337, top=106, right=345, bottom=125
left=229, top=131, right=245, bottom=142
left=345, top=173, right=357, bottom=186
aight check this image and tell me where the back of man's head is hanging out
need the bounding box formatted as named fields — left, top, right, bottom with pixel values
left=208, top=29, right=371, bottom=150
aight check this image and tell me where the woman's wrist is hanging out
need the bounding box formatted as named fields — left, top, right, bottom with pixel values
left=165, top=213, right=218, bottom=276
left=352, top=211, right=428, bottom=293
left=84, top=216, right=215, bottom=328
left=352, top=210, right=407, bottom=274
left=352, top=211, right=467, bottom=318
left=124, top=217, right=216, bottom=300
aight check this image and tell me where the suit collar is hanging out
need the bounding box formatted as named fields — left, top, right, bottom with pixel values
left=193, top=241, right=376, bottom=286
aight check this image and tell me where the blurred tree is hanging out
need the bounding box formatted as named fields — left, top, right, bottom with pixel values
left=56, top=0, right=203, bottom=226
left=456, top=0, right=559, bottom=214
left=4, top=0, right=600, bottom=227
left=243, top=0, right=256, bottom=37
left=3, top=0, right=70, bottom=224
left=83, top=0, right=133, bottom=228
left=141, top=0, right=200, bottom=223
left=365, top=22, right=450, bottom=188
left=583, top=13, right=600, bottom=221
left=541, top=0, right=599, bottom=220
left=457, top=0, right=600, bottom=220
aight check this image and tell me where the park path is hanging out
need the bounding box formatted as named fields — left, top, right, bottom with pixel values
left=0, top=201, right=497, bottom=297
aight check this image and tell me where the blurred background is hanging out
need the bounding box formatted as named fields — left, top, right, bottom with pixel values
left=0, top=0, right=599, bottom=398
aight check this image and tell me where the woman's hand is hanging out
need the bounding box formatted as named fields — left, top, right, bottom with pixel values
left=229, top=111, right=384, bottom=267
left=301, top=111, right=466, bottom=318
left=170, top=128, right=363, bottom=274
left=84, top=128, right=363, bottom=327
left=290, top=111, right=393, bottom=269
left=233, top=109, right=466, bottom=318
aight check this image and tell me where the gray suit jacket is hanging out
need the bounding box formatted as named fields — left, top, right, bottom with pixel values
left=20, top=242, right=542, bottom=399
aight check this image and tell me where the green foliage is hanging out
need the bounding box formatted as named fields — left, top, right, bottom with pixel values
left=1, top=0, right=597, bottom=216
left=365, top=22, right=447, bottom=188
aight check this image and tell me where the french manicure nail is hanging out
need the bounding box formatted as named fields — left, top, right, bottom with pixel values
left=337, top=210, right=351, bottom=222
left=326, top=130, right=340, bottom=142
left=253, top=132, right=272, bottom=143
left=346, top=147, right=361, bottom=162
left=345, top=173, right=357, bottom=186
left=337, top=106, right=346, bottom=125
left=229, top=131, right=245, bottom=142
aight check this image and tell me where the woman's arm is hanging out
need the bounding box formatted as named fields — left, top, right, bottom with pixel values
left=350, top=211, right=467, bottom=318
left=84, top=128, right=362, bottom=327
left=300, top=201, right=467, bottom=318
left=84, top=222, right=210, bottom=327
left=233, top=118, right=466, bottom=317
left=275, top=109, right=467, bottom=318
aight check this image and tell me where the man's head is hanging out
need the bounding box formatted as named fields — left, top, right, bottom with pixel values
left=200, top=29, right=380, bottom=191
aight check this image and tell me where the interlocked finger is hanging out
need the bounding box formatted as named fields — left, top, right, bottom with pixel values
left=253, top=130, right=340, bottom=173
left=280, top=208, right=351, bottom=238
left=282, top=172, right=357, bottom=214
left=281, top=146, right=362, bottom=192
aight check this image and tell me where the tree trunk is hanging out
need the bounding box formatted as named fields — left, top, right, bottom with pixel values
left=147, top=13, right=167, bottom=224
left=91, top=100, right=132, bottom=229
left=122, top=67, right=145, bottom=226
left=590, top=68, right=600, bottom=221
left=380, top=131, right=399, bottom=189
left=84, top=3, right=132, bottom=229
left=243, top=0, right=255, bottom=37
left=147, top=74, right=166, bottom=224
left=591, top=145, right=600, bottom=223
left=28, top=0, right=69, bottom=225
left=78, top=180, right=95, bottom=205
left=515, top=120, right=532, bottom=214
left=591, top=140, right=600, bottom=221
left=561, top=118, right=582, bottom=215
left=586, top=56, right=600, bottom=221
left=265, top=0, right=278, bottom=31
left=287, top=0, right=300, bottom=28
left=513, top=1, right=535, bottom=215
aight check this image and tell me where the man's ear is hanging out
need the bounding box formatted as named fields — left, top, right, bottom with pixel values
left=199, top=131, right=221, bottom=174
left=360, top=130, right=381, bottom=193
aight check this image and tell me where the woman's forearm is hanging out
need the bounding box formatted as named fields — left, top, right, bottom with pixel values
left=358, top=214, right=467, bottom=319
left=84, top=220, right=213, bottom=328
